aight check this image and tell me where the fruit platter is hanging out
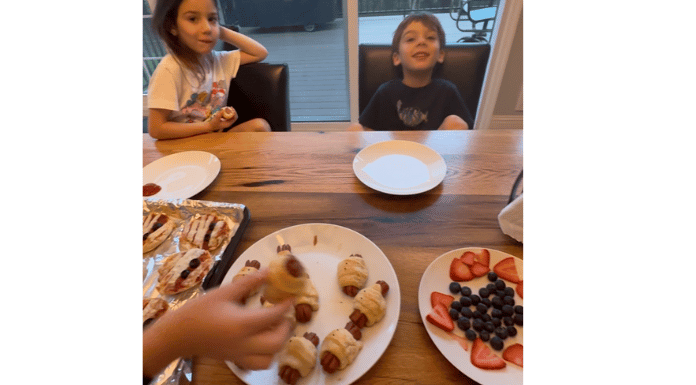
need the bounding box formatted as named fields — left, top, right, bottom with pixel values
left=418, top=248, right=523, bottom=385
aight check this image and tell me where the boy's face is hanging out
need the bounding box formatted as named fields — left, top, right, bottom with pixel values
left=393, top=21, right=444, bottom=74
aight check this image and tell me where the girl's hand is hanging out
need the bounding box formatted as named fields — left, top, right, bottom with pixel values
left=209, top=107, right=238, bottom=132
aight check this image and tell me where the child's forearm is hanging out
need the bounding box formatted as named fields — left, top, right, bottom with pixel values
left=148, top=112, right=215, bottom=140
left=219, top=26, right=268, bottom=63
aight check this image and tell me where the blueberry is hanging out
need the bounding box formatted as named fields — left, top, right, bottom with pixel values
left=490, top=336, right=504, bottom=350
left=478, top=287, right=490, bottom=298
left=503, top=316, right=514, bottom=326
left=479, top=330, right=491, bottom=341
left=473, top=310, right=483, bottom=319
left=449, top=282, right=461, bottom=294
left=504, top=287, right=515, bottom=297
left=457, top=317, right=471, bottom=331
left=514, top=313, right=523, bottom=326
left=472, top=319, right=484, bottom=331
left=459, top=296, right=472, bottom=307
left=496, top=290, right=507, bottom=298
left=465, top=329, right=477, bottom=341
left=495, top=280, right=506, bottom=290
left=491, top=296, right=504, bottom=309
left=470, top=295, right=481, bottom=306
left=514, top=305, right=523, bottom=314
left=481, top=313, right=492, bottom=322
left=502, top=304, right=514, bottom=317
left=481, top=298, right=492, bottom=308
left=450, top=301, right=462, bottom=311
left=506, top=326, right=518, bottom=337
left=503, top=296, right=515, bottom=306
left=485, top=321, right=495, bottom=333
left=491, top=308, right=503, bottom=319
left=491, top=317, right=502, bottom=327
left=460, top=286, right=472, bottom=296
left=476, top=303, right=488, bottom=314
left=449, top=308, right=460, bottom=320
left=460, top=307, right=474, bottom=318
left=495, top=326, right=508, bottom=339
left=487, top=272, right=498, bottom=282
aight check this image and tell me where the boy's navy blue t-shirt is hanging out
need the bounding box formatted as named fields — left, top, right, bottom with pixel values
left=359, top=78, right=473, bottom=130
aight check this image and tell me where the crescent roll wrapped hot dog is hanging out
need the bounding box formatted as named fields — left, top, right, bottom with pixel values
left=320, top=327, right=363, bottom=374
left=278, top=332, right=320, bottom=385
left=337, top=254, right=368, bottom=297
left=232, top=260, right=261, bottom=304
left=349, top=280, right=390, bottom=328
left=263, top=245, right=307, bottom=304
left=265, top=244, right=320, bottom=323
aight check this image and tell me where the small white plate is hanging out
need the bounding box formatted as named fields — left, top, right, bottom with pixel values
left=353, top=140, right=446, bottom=195
left=222, top=223, right=401, bottom=385
left=418, top=248, right=523, bottom=385
left=143, top=151, right=221, bottom=200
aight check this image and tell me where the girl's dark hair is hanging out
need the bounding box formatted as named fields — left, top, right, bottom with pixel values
left=390, top=12, right=446, bottom=55
left=152, top=0, right=214, bottom=80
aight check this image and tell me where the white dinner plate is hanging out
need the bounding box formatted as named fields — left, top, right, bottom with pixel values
left=353, top=140, right=446, bottom=195
left=222, top=223, right=401, bottom=385
left=418, top=248, right=523, bottom=385
left=143, top=151, right=221, bottom=200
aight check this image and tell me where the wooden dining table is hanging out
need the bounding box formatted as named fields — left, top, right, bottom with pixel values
left=143, top=129, right=523, bottom=385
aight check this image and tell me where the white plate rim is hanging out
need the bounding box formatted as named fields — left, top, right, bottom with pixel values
left=221, top=223, right=401, bottom=385
left=418, top=247, right=523, bottom=385
left=352, top=140, right=446, bottom=195
left=143, top=151, right=221, bottom=200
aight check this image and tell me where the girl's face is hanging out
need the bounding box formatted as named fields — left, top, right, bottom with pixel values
left=171, top=0, right=220, bottom=56
left=392, top=21, right=444, bottom=74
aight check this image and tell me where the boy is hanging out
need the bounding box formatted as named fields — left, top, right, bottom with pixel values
left=349, top=13, right=472, bottom=131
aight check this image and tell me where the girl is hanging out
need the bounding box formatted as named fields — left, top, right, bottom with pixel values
left=148, top=0, right=271, bottom=139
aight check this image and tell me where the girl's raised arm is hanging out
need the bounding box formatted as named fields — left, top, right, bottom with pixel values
left=219, top=26, right=268, bottom=65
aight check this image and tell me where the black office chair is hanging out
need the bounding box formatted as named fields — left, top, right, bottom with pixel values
left=225, top=62, right=291, bottom=132
left=358, top=43, right=491, bottom=124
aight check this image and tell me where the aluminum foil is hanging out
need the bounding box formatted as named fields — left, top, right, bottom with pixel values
left=143, top=198, right=247, bottom=385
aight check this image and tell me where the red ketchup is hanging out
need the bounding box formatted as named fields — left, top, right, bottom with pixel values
left=143, top=183, right=161, bottom=197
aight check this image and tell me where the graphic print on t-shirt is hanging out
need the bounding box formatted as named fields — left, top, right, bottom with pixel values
left=396, top=100, right=428, bottom=127
left=180, top=80, right=228, bottom=123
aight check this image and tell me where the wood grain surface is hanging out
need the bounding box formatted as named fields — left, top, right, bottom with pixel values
left=143, top=130, right=523, bottom=385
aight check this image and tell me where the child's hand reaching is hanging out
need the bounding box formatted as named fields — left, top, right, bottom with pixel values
left=143, top=269, right=295, bottom=378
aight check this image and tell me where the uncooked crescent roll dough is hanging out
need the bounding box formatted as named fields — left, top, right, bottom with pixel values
left=353, top=283, right=387, bottom=327
left=278, top=336, right=318, bottom=378
left=320, top=328, right=363, bottom=371
left=337, top=255, right=368, bottom=291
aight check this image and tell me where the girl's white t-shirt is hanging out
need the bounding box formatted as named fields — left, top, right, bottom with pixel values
left=147, top=50, right=241, bottom=123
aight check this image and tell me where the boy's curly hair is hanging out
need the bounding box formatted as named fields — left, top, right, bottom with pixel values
left=391, top=12, right=446, bottom=55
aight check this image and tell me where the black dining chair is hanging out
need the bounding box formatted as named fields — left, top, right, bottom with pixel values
left=225, top=62, right=291, bottom=132
left=358, top=43, right=491, bottom=125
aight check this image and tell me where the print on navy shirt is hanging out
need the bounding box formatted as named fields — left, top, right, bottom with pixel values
left=396, top=100, right=428, bottom=127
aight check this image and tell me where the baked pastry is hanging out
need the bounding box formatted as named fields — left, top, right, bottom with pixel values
left=320, top=328, right=363, bottom=373
left=143, top=297, right=169, bottom=327
left=349, top=280, right=389, bottom=328
left=156, top=248, right=213, bottom=295
left=278, top=332, right=320, bottom=385
left=143, top=212, right=176, bottom=253
left=232, top=260, right=261, bottom=303
left=337, top=254, right=368, bottom=297
left=263, top=245, right=307, bottom=304
left=294, top=276, right=319, bottom=323
left=180, top=213, right=234, bottom=252
left=221, top=106, right=236, bottom=120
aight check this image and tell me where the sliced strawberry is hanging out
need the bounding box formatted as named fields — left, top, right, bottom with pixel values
left=450, top=258, right=474, bottom=281
left=426, top=304, right=454, bottom=332
left=449, top=332, right=469, bottom=351
left=503, top=343, right=523, bottom=367
left=493, top=257, right=521, bottom=283
left=474, top=249, right=491, bottom=267
left=460, top=251, right=476, bottom=266
left=516, top=280, right=523, bottom=299
left=470, top=262, right=490, bottom=277
left=430, top=291, right=454, bottom=309
left=470, top=338, right=506, bottom=370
